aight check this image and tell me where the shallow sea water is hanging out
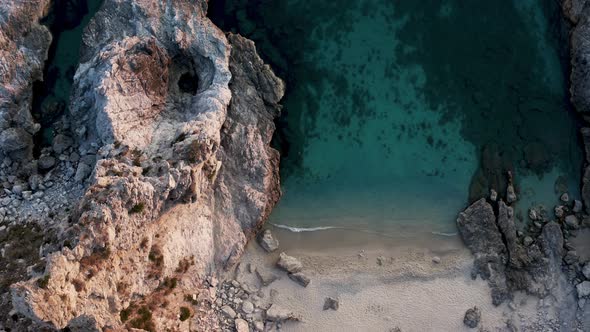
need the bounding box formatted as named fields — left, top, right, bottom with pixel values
left=210, top=0, right=582, bottom=239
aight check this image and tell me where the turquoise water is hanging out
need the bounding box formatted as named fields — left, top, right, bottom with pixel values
left=214, top=0, right=582, bottom=237
left=32, top=0, right=103, bottom=147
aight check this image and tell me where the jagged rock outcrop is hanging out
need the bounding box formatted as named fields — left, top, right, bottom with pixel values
left=0, top=1, right=52, bottom=162
left=457, top=198, right=564, bottom=305
left=567, top=0, right=590, bottom=211
left=9, top=0, right=284, bottom=330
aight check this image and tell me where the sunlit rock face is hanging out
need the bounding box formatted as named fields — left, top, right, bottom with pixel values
left=7, top=0, right=284, bottom=330
left=0, top=1, right=52, bottom=162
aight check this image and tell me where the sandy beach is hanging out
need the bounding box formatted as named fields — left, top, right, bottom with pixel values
left=224, top=226, right=563, bottom=332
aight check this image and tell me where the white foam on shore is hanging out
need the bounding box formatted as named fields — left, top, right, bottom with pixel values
left=431, top=231, right=459, bottom=237
left=271, top=223, right=460, bottom=240
left=271, top=223, right=338, bottom=233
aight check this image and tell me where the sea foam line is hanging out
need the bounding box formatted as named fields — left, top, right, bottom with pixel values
left=271, top=223, right=459, bottom=238
left=270, top=223, right=338, bottom=232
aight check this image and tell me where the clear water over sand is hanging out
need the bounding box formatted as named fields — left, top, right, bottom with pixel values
left=213, top=0, right=582, bottom=239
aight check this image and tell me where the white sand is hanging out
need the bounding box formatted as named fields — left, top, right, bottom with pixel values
left=229, top=228, right=556, bottom=332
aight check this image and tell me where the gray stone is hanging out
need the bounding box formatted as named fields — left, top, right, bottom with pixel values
left=574, top=200, right=583, bottom=213
left=565, top=251, right=579, bottom=265
left=235, top=318, right=249, bottom=332
left=288, top=272, right=310, bottom=287
left=583, top=263, right=590, bottom=279
left=256, top=269, right=279, bottom=286
left=52, top=134, right=73, bottom=154
left=489, top=189, right=497, bottom=202
left=377, top=256, right=385, bottom=266
left=11, top=184, right=22, bottom=195
left=555, top=205, right=565, bottom=218
left=221, top=305, right=237, bottom=318
left=277, top=252, right=303, bottom=273
left=241, top=300, right=254, bottom=314
left=463, top=307, right=481, bottom=328
left=258, top=229, right=279, bottom=252
left=561, top=192, right=570, bottom=203
left=0, top=128, right=33, bottom=156
left=432, top=256, right=441, bottom=264
left=565, top=215, right=580, bottom=229
left=577, top=281, right=590, bottom=298
left=266, top=305, right=298, bottom=322
left=523, top=236, right=534, bottom=246
left=253, top=321, right=264, bottom=331
left=28, top=174, right=43, bottom=191
left=38, top=156, right=56, bottom=171
left=323, top=297, right=339, bottom=311
left=506, top=184, right=517, bottom=203
left=528, top=208, right=538, bottom=221
left=74, top=163, right=92, bottom=183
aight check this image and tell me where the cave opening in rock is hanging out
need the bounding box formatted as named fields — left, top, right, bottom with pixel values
left=210, top=0, right=584, bottom=241
left=178, top=72, right=200, bottom=95
left=31, top=0, right=103, bottom=157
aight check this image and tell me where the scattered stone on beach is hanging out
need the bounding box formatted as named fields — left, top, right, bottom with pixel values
left=432, top=256, right=441, bottom=264
left=256, top=269, right=279, bottom=286
left=266, top=305, right=299, bottom=322
left=463, top=307, right=481, bottom=328
left=323, top=297, right=339, bottom=311
left=377, top=256, right=386, bottom=266
left=506, top=184, right=517, bottom=203
left=288, top=272, right=310, bottom=287
left=235, top=318, right=249, bottom=332
left=490, top=189, right=498, bottom=202
left=259, top=229, right=279, bottom=252
left=577, top=281, right=590, bottom=298
left=523, top=236, right=534, bottom=247
left=277, top=252, right=303, bottom=273
left=221, top=305, right=237, bottom=319
left=583, top=263, right=590, bottom=279
left=565, top=215, right=580, bottom=229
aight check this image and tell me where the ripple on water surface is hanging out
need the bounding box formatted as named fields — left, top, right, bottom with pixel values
left=211, top=0, right=582, bottom=240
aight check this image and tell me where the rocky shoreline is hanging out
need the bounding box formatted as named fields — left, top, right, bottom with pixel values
left=0, top=0, right=589, bottom=331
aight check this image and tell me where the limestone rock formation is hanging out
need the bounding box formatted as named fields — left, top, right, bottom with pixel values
left=457, top=198, right=564, bottom=305
left=0, top=1, right=52, bottom=161
left=7, top=0, right=284, bottom=330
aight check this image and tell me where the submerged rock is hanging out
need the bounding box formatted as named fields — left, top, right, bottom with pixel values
left=506, top=184, right=517, bottom=203
left=463, top=306, right=481, bottom=328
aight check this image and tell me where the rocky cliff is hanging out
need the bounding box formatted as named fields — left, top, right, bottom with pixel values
left=454, top=1, right=590, bottom=329
left=0, top=0, right=283, bottom=330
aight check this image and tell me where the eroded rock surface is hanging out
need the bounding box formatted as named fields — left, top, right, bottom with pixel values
left=457, top=198, right=565, bottom=305
left=0, top=1, right=52, bottom=162
left=6, top=0, right=284, bottom=330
